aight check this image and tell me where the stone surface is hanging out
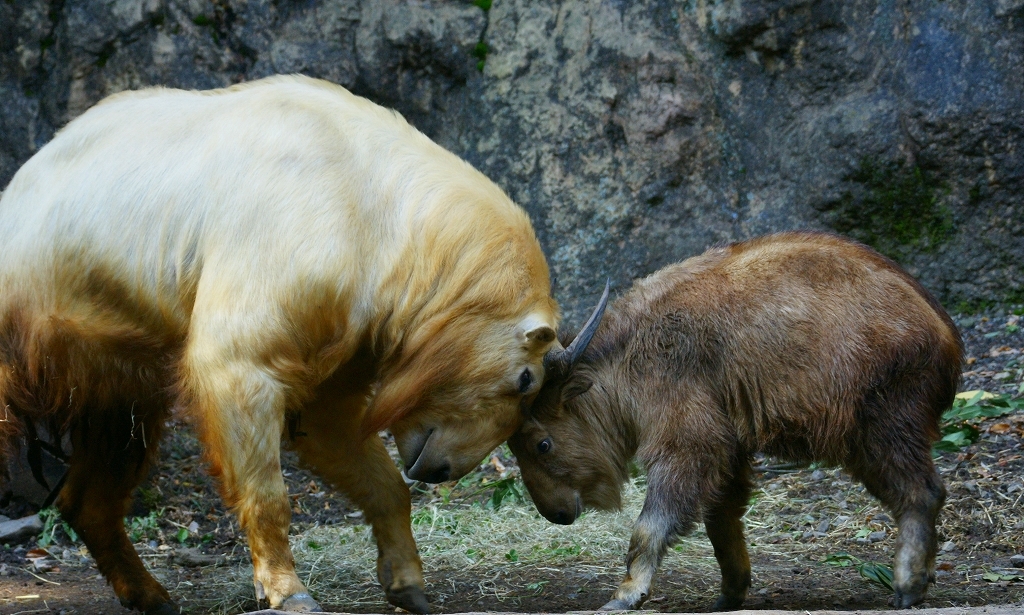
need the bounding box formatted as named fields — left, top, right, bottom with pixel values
left=0, top=514, right=43, bottom=542
left=243, top=606, right=1024, bottom=615
left=2, top=0, right=1023, bottom=319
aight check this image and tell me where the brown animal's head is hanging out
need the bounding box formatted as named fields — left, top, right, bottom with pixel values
left=508, top=285, right=628, bottom=525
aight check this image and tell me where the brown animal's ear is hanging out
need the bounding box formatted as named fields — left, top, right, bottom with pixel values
left=561, top=376, right=593, bottom=402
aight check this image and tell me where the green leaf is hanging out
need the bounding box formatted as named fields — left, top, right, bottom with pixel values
left=824, top=552, right=857, bottom=567
left=857, top=562, right=894, bottom=590
left=176, top=527, right=189, bottom=543
left=505, top=549, right=519, bottom=562
left=488, top=477, right=523, bottom=509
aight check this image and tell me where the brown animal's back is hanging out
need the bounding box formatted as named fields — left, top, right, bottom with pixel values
left=607, top=232, right=962, bottom=462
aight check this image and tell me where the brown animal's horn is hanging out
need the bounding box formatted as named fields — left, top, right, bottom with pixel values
left=546, top=280, right=610, bottom=375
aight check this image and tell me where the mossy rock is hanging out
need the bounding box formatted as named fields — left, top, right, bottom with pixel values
left=830, top=158, right=953, bottom=261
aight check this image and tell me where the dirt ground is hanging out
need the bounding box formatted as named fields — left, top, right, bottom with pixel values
left=2, top=309, right=1023, bottom=615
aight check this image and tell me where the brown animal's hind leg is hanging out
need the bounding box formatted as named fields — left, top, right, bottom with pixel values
left=703, top=456, right=753, bottom=611
left=291, top=379, right=427, bottom=614
left=852, top=438, right=945, bottom=609
left=58, top=406, right=177, bottom=615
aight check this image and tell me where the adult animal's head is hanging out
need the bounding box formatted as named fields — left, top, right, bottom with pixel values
left=365, top=193, right=592, bottom=484
left=508, top=284, right=628, bottom=524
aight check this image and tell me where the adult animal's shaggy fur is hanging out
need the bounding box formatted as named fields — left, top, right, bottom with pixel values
left=509, top=232, right=962, bottom=611
left=0, top=75, right=560, bottom=614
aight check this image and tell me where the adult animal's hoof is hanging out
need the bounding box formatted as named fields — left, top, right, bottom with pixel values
left=280, top=592, right=323, bottom=612
left=387, top=584, right=431, bottom=614
left=144, top=602, right=181, bottom=615
left=711, top=594, right=746, bottom=611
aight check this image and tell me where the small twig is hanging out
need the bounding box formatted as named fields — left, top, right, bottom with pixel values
left=18, top=567, right=60, bottom=585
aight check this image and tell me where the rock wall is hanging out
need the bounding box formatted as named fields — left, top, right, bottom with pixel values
left=2, top=0, right=1023, bottom=319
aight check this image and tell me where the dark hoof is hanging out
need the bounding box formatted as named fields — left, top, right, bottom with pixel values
left=600, top=598, right=637, bottom=611
left=891, top=589, right=926, bottom=609
left=280, top=592, right=323, bottom=612
left=711, top=594, right=746, bottom=611
left=144, top=602, right=181, bottom=615
left=387, top=584, right=431, bottom=614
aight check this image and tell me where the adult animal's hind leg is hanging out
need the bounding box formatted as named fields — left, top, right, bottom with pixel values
left=291, top=380, right=427, bottom=614
left=851, top=432, right=945, bottom=608
left=703, top=456, right=753, bottom=611
left=58, top=405, right=177, bottom=615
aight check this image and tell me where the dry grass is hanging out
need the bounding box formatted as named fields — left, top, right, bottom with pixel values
left=182, top=415, right=1024, bottom=613
left=182, top=476, right=716, bottom=613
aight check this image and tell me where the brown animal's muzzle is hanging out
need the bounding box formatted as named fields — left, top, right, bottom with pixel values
left=537, top=492, right=582, bottom=525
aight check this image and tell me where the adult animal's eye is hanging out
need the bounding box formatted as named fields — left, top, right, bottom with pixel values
left=518, top=368, right=533, bottom=393
left=537, top=438, right=552, bottom=454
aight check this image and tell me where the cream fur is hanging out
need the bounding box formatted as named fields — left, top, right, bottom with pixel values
left=0, top=75, right=558, bottom=611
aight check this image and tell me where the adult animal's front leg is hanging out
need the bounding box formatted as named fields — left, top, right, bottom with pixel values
left=292, top=391, right=428, bottom=614
left=189, top=360, right=317, bottom=612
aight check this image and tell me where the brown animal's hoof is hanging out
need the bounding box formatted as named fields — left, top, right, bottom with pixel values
left=144, top=602, right=181, bottom=615
left=387, top=585, right=431, bottom=614
left=711, top=595, right=745, bottom=611
left=891, top=589, right=926, bottom=609
left=280, top=592, right=323, bottom=612
left=600, top=598, right=638, bottom=611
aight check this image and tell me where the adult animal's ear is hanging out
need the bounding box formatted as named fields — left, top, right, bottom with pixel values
left=544, top=280, right=610, bottom=377
left=518, top=315, right=556, bottom=351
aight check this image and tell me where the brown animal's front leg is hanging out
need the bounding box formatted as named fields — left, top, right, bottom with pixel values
left=602, top=461, right=707, bottom=611
left=702, top=460, right=753, bottom=611
left=59, top=405, right=178, bottom=615
left=291, top=387, right=427, bottom=614
left=189, top=360, right=315, bottom=612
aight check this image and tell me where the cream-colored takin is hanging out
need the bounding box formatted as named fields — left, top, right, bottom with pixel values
left=0, top=75, right=565, bottom=614
left=510, top=232, right=963, bottom=612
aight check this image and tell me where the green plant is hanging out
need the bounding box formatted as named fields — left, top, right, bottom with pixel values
left=823, top=552, right=894, bottom=590
left=933, top=390, right=1022, bottom=454
left=487, top=476, right=524, bottom=509
left=472, top=41, right=489, bottom=72
left=37, top=507, right=79, bottom=548
left=127, top=510, right=163, bottom=543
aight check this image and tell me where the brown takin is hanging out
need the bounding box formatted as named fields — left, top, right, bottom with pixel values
left=0, top=75, right=580, bottom=614
left=509, top=232, right=963, bottom=611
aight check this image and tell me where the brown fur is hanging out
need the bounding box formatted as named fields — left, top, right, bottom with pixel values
left=509, top=231, right=962, bottom=611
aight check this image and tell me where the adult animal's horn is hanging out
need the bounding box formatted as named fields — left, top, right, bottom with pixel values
left=546, top=280, right=610, bottom=375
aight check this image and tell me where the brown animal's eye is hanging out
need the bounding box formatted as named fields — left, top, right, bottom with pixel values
left=537, top=438, right=552, bottom=454
left=518, top=368, right=533, bottom=393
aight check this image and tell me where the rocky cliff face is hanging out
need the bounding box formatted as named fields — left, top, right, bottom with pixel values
left=2, top=0, right=1022, bottom=319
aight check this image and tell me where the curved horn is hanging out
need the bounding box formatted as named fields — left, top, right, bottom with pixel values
left=546, top=280, right=611, bottom=375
